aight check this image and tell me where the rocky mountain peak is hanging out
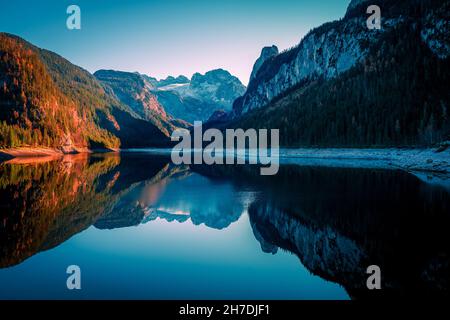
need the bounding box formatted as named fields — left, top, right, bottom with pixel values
left=191, top=69, right=235, bottom=85
left=249, top=45, right=279, bottom=83
left=153, top=68, right=246, bottom=123
left=157, top=75, right=190, bottom=87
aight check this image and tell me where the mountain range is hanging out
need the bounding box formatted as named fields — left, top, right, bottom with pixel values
left=95, top=68, right=246, bottom=125
left=1, top=0, right=449, bottom=152
left=0, top=34, right=244, bottom=152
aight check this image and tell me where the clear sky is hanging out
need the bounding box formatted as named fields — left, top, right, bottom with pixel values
left=0, top=0, right=349, bottom=85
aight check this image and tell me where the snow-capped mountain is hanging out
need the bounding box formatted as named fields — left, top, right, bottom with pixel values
left=155, top=69, right=246, bottom=123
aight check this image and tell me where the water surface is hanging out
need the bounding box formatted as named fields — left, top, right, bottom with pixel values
left=0, top=153, right=448, bottom=299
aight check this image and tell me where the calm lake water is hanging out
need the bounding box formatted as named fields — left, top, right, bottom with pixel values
left=0, top=153, right=449, bottom=299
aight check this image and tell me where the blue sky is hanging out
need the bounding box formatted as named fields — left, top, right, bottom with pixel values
left=0, top=0, right=349, bottom=84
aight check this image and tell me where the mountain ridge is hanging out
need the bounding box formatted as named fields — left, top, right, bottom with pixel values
left=0, top=33, right=175, bottom=153
left=231, top=0, right=450, bottom=118
left=107, top=68, right=247, bottom=124
left=223, top=0, right=450, bottom=147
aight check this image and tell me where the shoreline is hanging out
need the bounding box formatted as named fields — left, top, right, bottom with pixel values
left=0, top=147, right=118, bottom=159
left=122, top=147, right=450, bottom=173
left=0, top=147, right=67, bottom=159
left=279, top=147, right=450, bottom=173
left=1, top=146, right=449, bottom=174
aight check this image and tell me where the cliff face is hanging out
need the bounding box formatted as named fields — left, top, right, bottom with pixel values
left=227, top=0, right=450, bottom=147
left=249, top=46, right=279, bottom=84
left=232, top=0, right=450, bottom=118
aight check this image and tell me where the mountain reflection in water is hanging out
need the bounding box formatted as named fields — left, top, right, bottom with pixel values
left=0, top=153, right=449, bottom=299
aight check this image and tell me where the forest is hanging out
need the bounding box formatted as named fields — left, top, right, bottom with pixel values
left=230, top=22, right=450, bottom=147
left=0, top=33, right=121, bottom=150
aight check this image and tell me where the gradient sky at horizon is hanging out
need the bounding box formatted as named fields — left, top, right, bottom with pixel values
left=0, top=0, right=349, bottom=85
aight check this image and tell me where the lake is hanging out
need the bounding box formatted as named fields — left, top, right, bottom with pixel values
left=0, top=152, right=449, bottom=299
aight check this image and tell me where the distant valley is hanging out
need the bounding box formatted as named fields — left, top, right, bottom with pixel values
left=95, top=68, right=245, bottom=125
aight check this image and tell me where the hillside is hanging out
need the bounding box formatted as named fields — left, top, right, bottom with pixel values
left=227, top=0, right=450, bottom=147
left=0, top=33, right=172, bottom=152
